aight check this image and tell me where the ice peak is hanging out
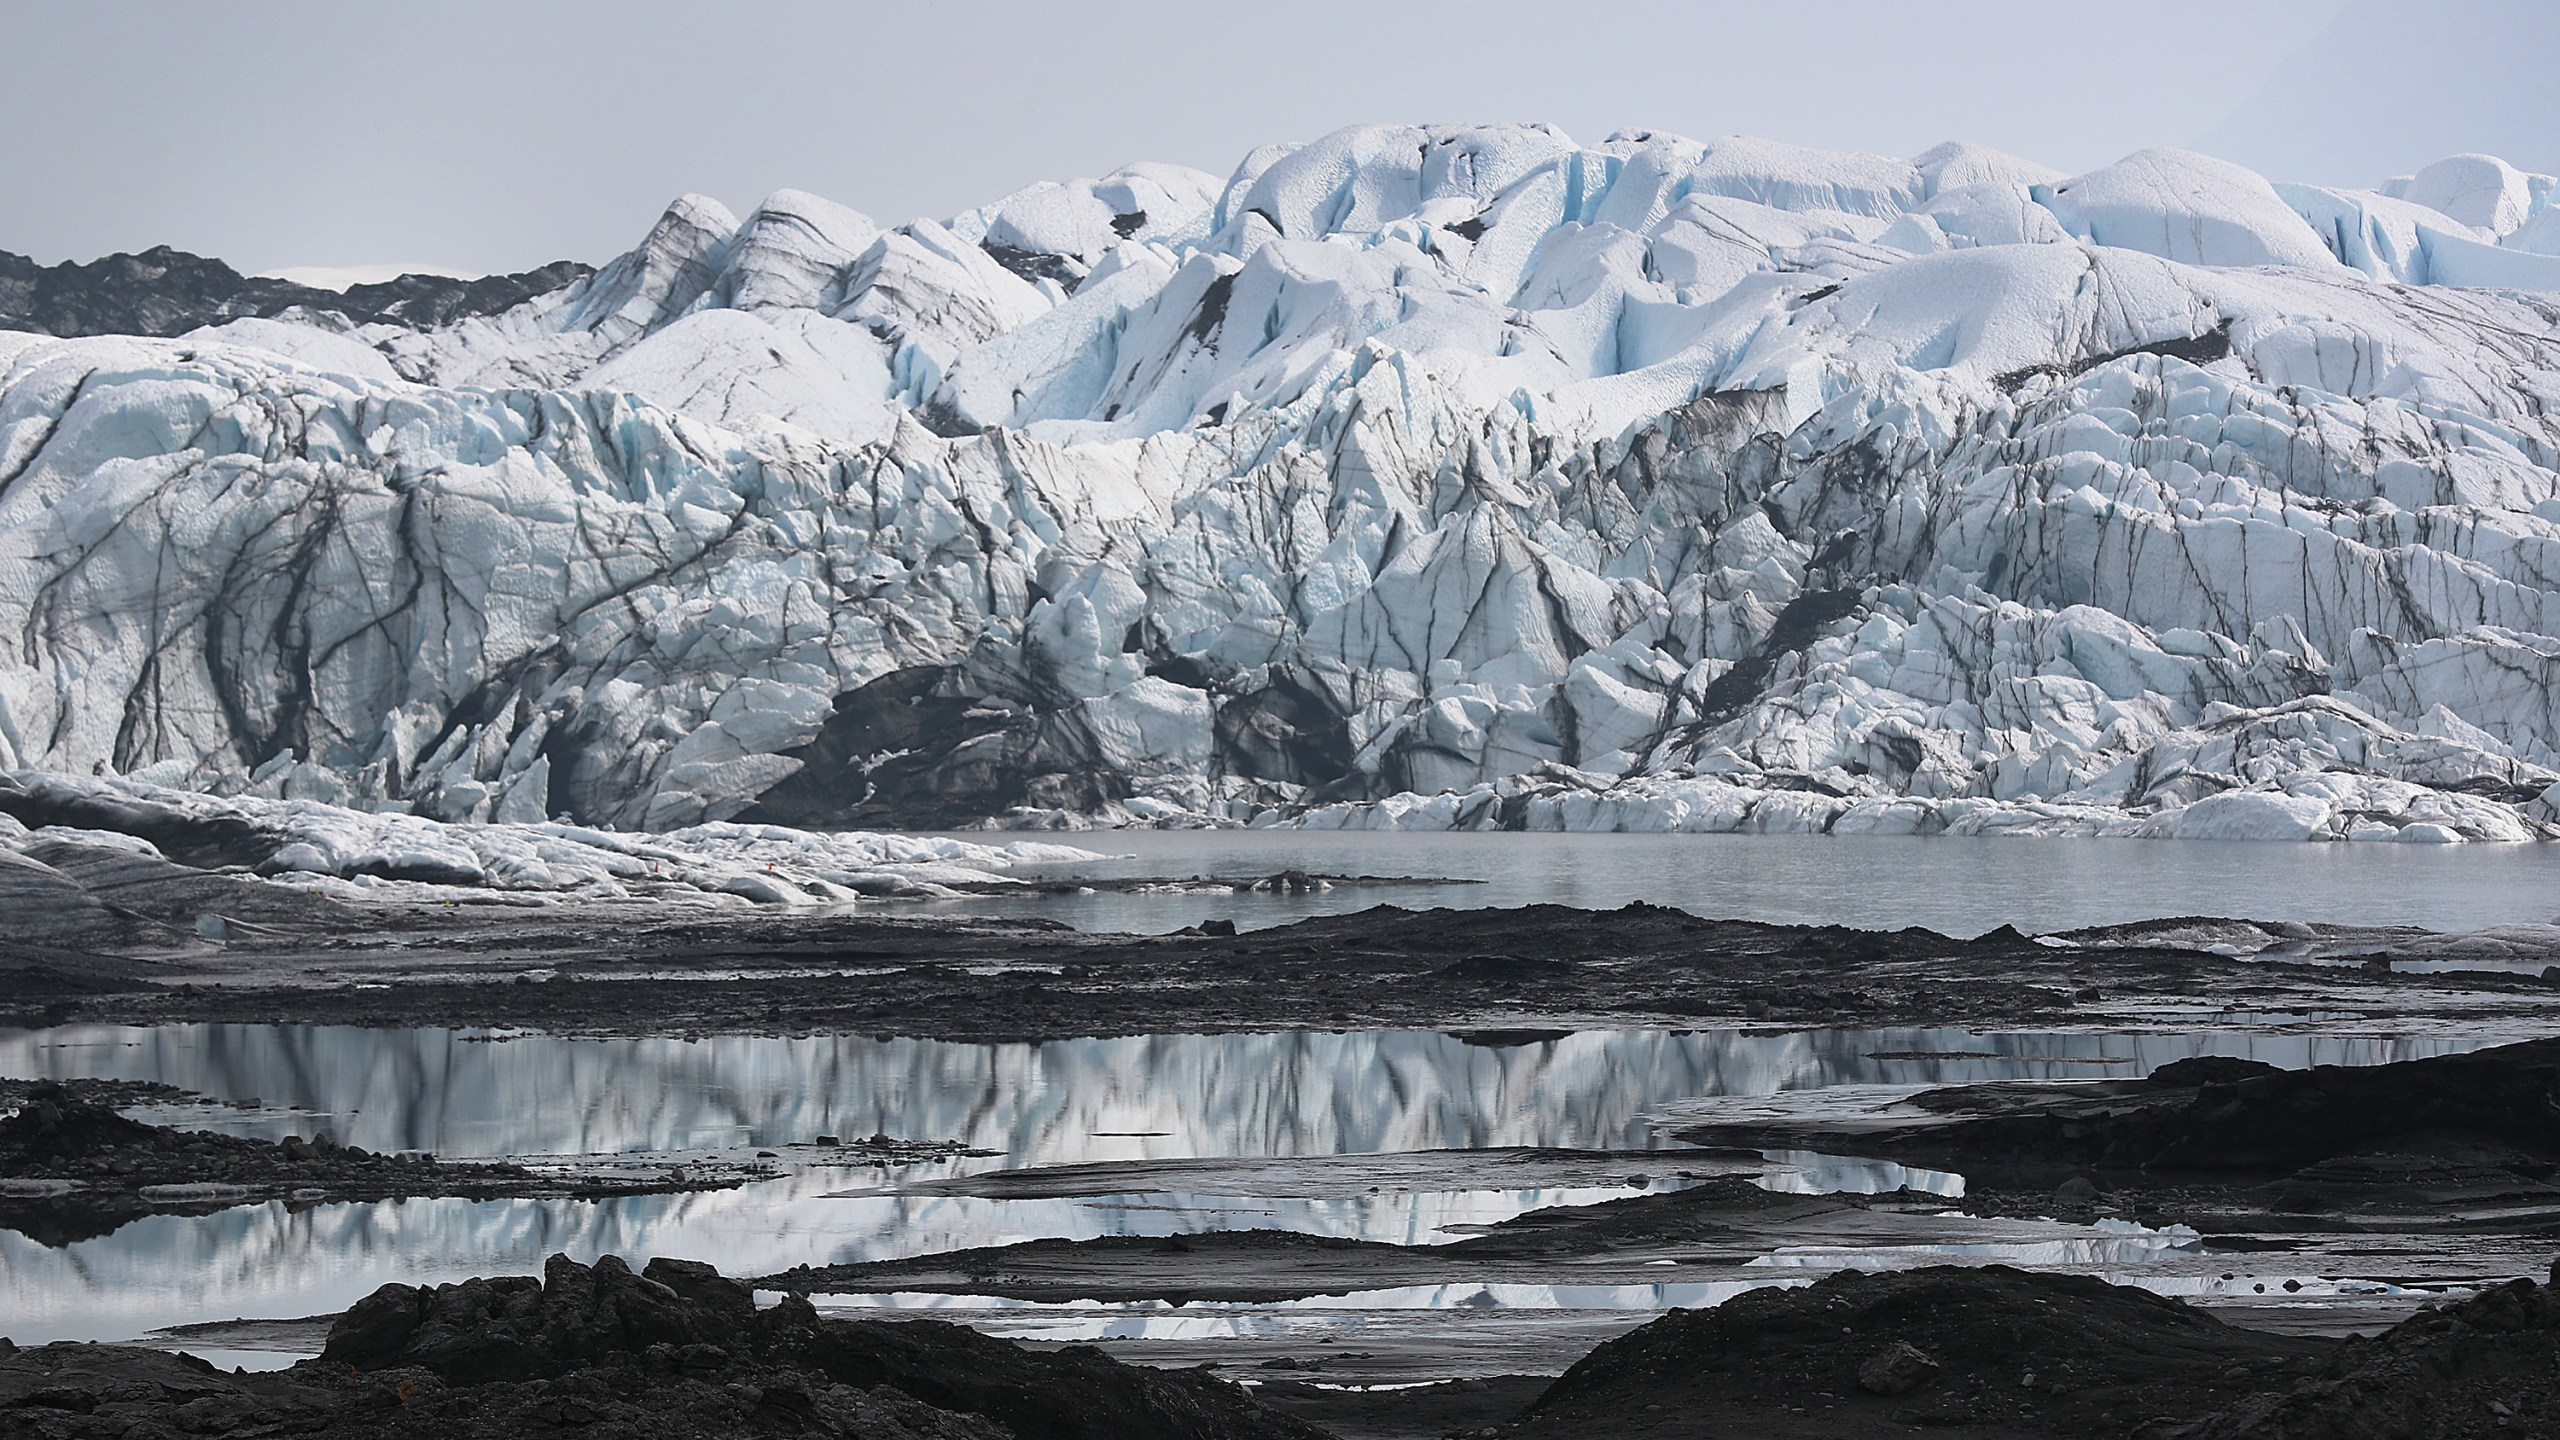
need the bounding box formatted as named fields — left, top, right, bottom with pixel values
left=2041, top=148, right=2339, bottom=270
left=1909, top=140, right=2066, bottom=197
left=719, top=190, right=879, bottom=311
left=558, top=192, right=741, bottom=345
left=2396, top=152, right=2540, bottom=235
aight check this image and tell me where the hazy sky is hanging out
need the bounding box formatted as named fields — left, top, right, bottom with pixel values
left=3, top=0, right=2553, bottom=278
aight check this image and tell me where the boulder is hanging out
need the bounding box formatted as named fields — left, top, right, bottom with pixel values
left=1857, top=1339, right=1940, bottom=1395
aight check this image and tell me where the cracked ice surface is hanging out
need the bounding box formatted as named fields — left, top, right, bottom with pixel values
left=3, top=126, right=2560, bottom=845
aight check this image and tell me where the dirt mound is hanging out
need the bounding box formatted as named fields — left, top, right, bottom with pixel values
left=3, top=1254, right=1322, bottom=1439
left=1434, top=953, right=1581, bottom=983
left=2065, top=1039, right=2560, bottom=1172
left=2177, top=1270, right=2560, bottom=1439
left=1517, top=1264, right=2328, bottom=1438
left=0, top=1333, right=998, bottom=1440
left=2145, top=1057, right=2282, bottom=1088
left=325, top=1253, right=1322, bottom=1440
left=0, top=1083, right=163, bottom=1162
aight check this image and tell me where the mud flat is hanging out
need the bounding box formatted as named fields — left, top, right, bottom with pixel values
left=3, top=816, right=2557, bottom=1043
left=9, top=894, right=2560, bottom=1042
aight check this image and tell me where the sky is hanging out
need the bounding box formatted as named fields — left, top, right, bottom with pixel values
left=2, top=0, right=2553, bottom=279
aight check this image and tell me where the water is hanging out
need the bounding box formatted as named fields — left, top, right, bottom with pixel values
left=5, top=1023, right=2469, bottom=1163
left=0, top=1022, right=2487, bottom=1345
left=917, top=830, right=2560, bottom=935
left=800, top=1268, right=2434, bottom=1355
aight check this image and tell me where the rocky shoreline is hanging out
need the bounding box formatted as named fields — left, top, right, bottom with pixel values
left=7, top=1253, right=2553, bottom=1438
left=0, top=1082, right=761, bottom=1245
left=1675, top=1039, right=2560, bottom=1244
left=1, top=1253, right=1326, bottom=1439
left=10, top=891, right=2558, bottom=1042
left=1515, top=1261, right=2560, bottom=1439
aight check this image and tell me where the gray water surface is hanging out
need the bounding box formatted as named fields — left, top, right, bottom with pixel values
left=914, top=830, right=2560, bottom=935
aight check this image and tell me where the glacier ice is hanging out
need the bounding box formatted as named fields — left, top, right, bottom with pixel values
left=4, top=125, right=2560, bottom=851
left=0, top=770, right=1095, bottom=905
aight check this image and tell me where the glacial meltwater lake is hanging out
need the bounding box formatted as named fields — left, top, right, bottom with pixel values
left=0, top=1021, right=2488, bottom=1347
left=919, top=830, right=2560, bottom=935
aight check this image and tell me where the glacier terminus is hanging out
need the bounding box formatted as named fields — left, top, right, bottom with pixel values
left=6, top=125, right=2560, bottom=871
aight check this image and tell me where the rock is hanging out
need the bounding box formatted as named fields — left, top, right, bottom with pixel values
left=1439, top=954, right=1578, bottom=984
left=1858, top=1339, right=1941, bottom=1396
left=638, top=1257, right=758, bottom=1319
left=1516, top=1264, right=2327, bottom=1439
left=2053, top=1175, right=2101, bottom=1204
left=1, top=1331, right=992, bottom=1438
left=2179, top=1272, right=2560, bottom=1437
left=2149, top=1056, right=2285, bottom=1087
left=0, top=1083, right=162, bottom=1161
left=0, top=1342, right=318, bottom=1434
left=307, top=1253, right=1325, bottom=1439
left=0, top=245, right=594, bottom=339
left=324, top=1279, right=433, bottom=1366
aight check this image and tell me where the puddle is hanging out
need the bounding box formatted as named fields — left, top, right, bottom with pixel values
left=147, top=1347, right=313, bottom=1373
left=805, top=1280, right=1808, bottom=1330
left=787, top=1248, right=2416, bottom=1347
left=1743, top=1218, right=2205, bottom=1269
left=1752, top=1151, right=1964, bottom=1195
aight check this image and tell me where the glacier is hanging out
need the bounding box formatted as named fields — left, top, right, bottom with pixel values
left=4, top=126, right=2560, bottom=845
left=0, top=770, right=1096, bottom=908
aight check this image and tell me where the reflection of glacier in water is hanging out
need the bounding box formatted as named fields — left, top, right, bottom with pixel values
left=1742, top=1216, right=2205, bottom=1270
left=0, top=1024, right=2471, bottom=1159
left=0, top=1023, right=2480, bottom=1345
